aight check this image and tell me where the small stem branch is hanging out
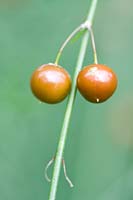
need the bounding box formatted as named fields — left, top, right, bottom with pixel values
left=48, top=0, right=98, bottom=200
left=45, top=157, right=73, bottom=187
left=62, top=159, right=74, bottom=188
left=45, top=157, right=55, bottom=182
left=55, top=24, right=84, bottom=65
left=89, top=27, right=98, bottom=64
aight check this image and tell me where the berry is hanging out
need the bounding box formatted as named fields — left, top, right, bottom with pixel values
left=30, top=63, right=71, bottom=104
left=77, top=64, right=117, bottom=103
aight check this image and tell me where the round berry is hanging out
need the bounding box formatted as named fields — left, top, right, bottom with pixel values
left=77, top=64, right=117, bottom=103
left=30, top=63, right=71, bottom=104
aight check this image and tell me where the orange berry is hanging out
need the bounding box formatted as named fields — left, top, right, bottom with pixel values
left=30, top=63, right=71, bottom=104
left=77, top=64, right=117, bottom=103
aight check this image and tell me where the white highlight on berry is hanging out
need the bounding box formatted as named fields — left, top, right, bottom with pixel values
left=96, top=98, right=99, bottom=103
left=85, top=66, right=98, bottom=77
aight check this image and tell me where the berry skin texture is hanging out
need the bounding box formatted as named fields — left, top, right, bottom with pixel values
left=77, top=64, right=118, bottom=103
left=30, top=64, right=71, bottom=104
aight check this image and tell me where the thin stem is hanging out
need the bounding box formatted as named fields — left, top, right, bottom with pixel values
left=62, top=159, right=74, bottom=188
left=48, top=0, right=98, bottom=200
left=89, top=27, right=98, bottom=64
left=45, top=157, right=55, bottom=182
left=55, top=24, right=84, bottom=65
left=45, top=157, right=73, bottom=187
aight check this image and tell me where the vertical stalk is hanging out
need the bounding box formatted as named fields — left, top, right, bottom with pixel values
left=48, top=0, right=98, bottom=199
left=89, top=28, right=98, bottom=64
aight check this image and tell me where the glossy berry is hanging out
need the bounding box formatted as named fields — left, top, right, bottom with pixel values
left=77, top=64, right=117, bottom=103
left=30, top=63, right=71, bottom=104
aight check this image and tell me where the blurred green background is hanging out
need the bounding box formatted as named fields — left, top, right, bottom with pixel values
left=0, top=0, right=133, bottom=199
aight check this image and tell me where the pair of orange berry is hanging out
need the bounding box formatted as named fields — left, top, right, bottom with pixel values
left=30, top=63, right=117, bottom=104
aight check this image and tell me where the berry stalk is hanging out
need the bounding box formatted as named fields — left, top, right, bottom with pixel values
left=55, top=24, right=84, bottom=65
left=48, top=0, right=98, bottom=199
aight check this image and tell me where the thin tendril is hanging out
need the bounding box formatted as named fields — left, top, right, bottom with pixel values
left=62, top=159, right=74, bottom=188
left=45, top=157, right=73, bottom=188
left=45, top=157, right=55, bottom=182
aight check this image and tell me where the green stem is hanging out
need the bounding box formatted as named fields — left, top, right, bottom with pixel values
left=55, top=25, right=84, bottom=65
left=48, top=0, right=98, bottom=199
left=89, top=27, right=98, bottom=64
